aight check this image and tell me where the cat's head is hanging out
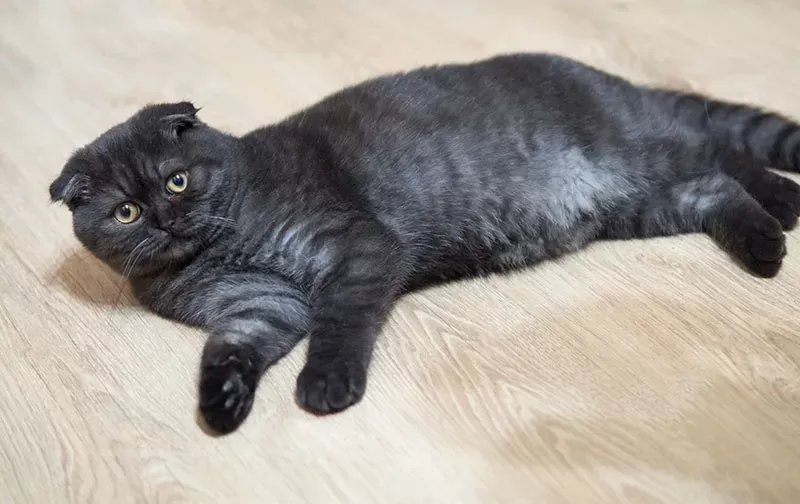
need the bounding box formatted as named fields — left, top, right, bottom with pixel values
left=50, top=102, right=242, bottom=277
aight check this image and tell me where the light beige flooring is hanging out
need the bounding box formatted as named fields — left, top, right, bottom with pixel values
left=2, top=1, right=799, bottom=503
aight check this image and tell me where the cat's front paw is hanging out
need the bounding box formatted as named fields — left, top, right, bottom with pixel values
left=296, top=359, right=367, bottom=414
left=199, top=351, right=258, bottom=434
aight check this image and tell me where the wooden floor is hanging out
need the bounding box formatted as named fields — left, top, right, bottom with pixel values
left=2, top=1, right=799, bottom=502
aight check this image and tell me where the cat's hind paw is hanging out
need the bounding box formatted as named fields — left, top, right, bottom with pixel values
left=746, top=172, right=800, bottom=230
left=735, top=215, right=786, bottom=278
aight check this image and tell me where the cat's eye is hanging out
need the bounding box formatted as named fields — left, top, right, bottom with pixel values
left=114, top=202, right=141, bottom=224
left=166, top=171, right=189, bottom=193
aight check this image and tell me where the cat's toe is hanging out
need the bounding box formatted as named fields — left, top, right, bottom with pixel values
left=295, top=359, right=367, bottom=414
left=750, top=173, right=800, bottom=230
left=739, top=216, right=786, bottom=277
left=199, top=354, right=257, bottom=434
left=762, top=202, right=799, bottom=230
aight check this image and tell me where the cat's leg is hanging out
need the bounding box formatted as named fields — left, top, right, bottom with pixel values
left=296, top=217, right=405, bottom=414
left=655, top=89, right=800, bottom=171
left=607, top=172, right=786, bottom=277
left=716, top=152, right=800, bottom=230
left=666, top=94, right=800, bottom=229
left=701, top=183, right=787, bottom=278
left=197, top=275, right=311, bottom=433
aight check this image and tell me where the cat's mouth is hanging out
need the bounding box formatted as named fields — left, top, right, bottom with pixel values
left=157, top=235, right=203, bottom=259
left=115, top=235, right=203, bottom=277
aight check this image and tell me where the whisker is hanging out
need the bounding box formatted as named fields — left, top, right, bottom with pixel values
left=185, top=210, right=236, bottom=224
left=203, top=215, right=237, bottom=225
left=121, top=238, right=151, bottom=278
left=114, top=238, right=151, bottom=306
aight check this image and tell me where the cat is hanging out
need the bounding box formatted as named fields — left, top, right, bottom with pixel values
left=50, top=53, right=800, bottom=434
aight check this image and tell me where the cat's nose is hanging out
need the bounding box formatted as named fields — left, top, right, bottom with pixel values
left=154, top=203, right=180, bottom=231
left=155, top=216, right=178, bottom=233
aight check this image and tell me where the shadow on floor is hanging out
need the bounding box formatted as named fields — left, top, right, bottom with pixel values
left=45, top=247, right=139, bottom=308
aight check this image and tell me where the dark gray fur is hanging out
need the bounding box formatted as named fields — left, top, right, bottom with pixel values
left=50, top=53, right=800, bottom=433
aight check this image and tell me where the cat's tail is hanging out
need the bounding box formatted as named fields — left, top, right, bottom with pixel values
left=653, top=89, right=800, bottom=173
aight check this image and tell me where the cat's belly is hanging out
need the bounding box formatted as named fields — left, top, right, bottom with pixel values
left=493, top=219, right=603, bottom=266
left=402, top=215, right=602, bottom=292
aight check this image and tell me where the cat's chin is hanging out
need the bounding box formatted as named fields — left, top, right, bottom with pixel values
left=156, top=238, right=204, bottom=268
left=110, top=238, right=204, bottom=277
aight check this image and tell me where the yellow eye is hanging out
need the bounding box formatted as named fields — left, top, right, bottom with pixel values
left=166, top=171, right=189, bottom=193
left=114, top=202, right=141, bottom=224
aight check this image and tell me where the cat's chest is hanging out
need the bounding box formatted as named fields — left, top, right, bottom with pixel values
left=218, top=221, right=322, bottom=282
left=220, top=239, right=293, bottom=273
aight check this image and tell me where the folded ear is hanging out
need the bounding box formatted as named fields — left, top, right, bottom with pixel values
left=160, top=101, right=203, bottom=138
left=49, top=160, right=90, bottom=209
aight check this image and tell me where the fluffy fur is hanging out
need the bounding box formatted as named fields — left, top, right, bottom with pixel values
left=50, top=53, right=800, bottom=433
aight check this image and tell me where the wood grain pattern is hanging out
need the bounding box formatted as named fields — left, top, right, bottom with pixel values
left=1, top=0, right=799, bottom=502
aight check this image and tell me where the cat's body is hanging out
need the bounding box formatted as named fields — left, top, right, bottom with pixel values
left=51, top=54, right=800, bottom=433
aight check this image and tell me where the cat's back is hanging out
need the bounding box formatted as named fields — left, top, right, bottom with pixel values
left=296, top=53, right=636, bottom=127
left=356, top=52, right=628, bottom=98
left=270, top=53, right=642, bottom=183
left=279, top=53, right=649, bottom=189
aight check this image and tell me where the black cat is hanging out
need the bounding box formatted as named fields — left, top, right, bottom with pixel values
left=50, top=53, right=800, bottom=433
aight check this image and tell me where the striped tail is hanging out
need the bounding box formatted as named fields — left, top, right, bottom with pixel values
left=653, top=89, right=800, bottom=172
